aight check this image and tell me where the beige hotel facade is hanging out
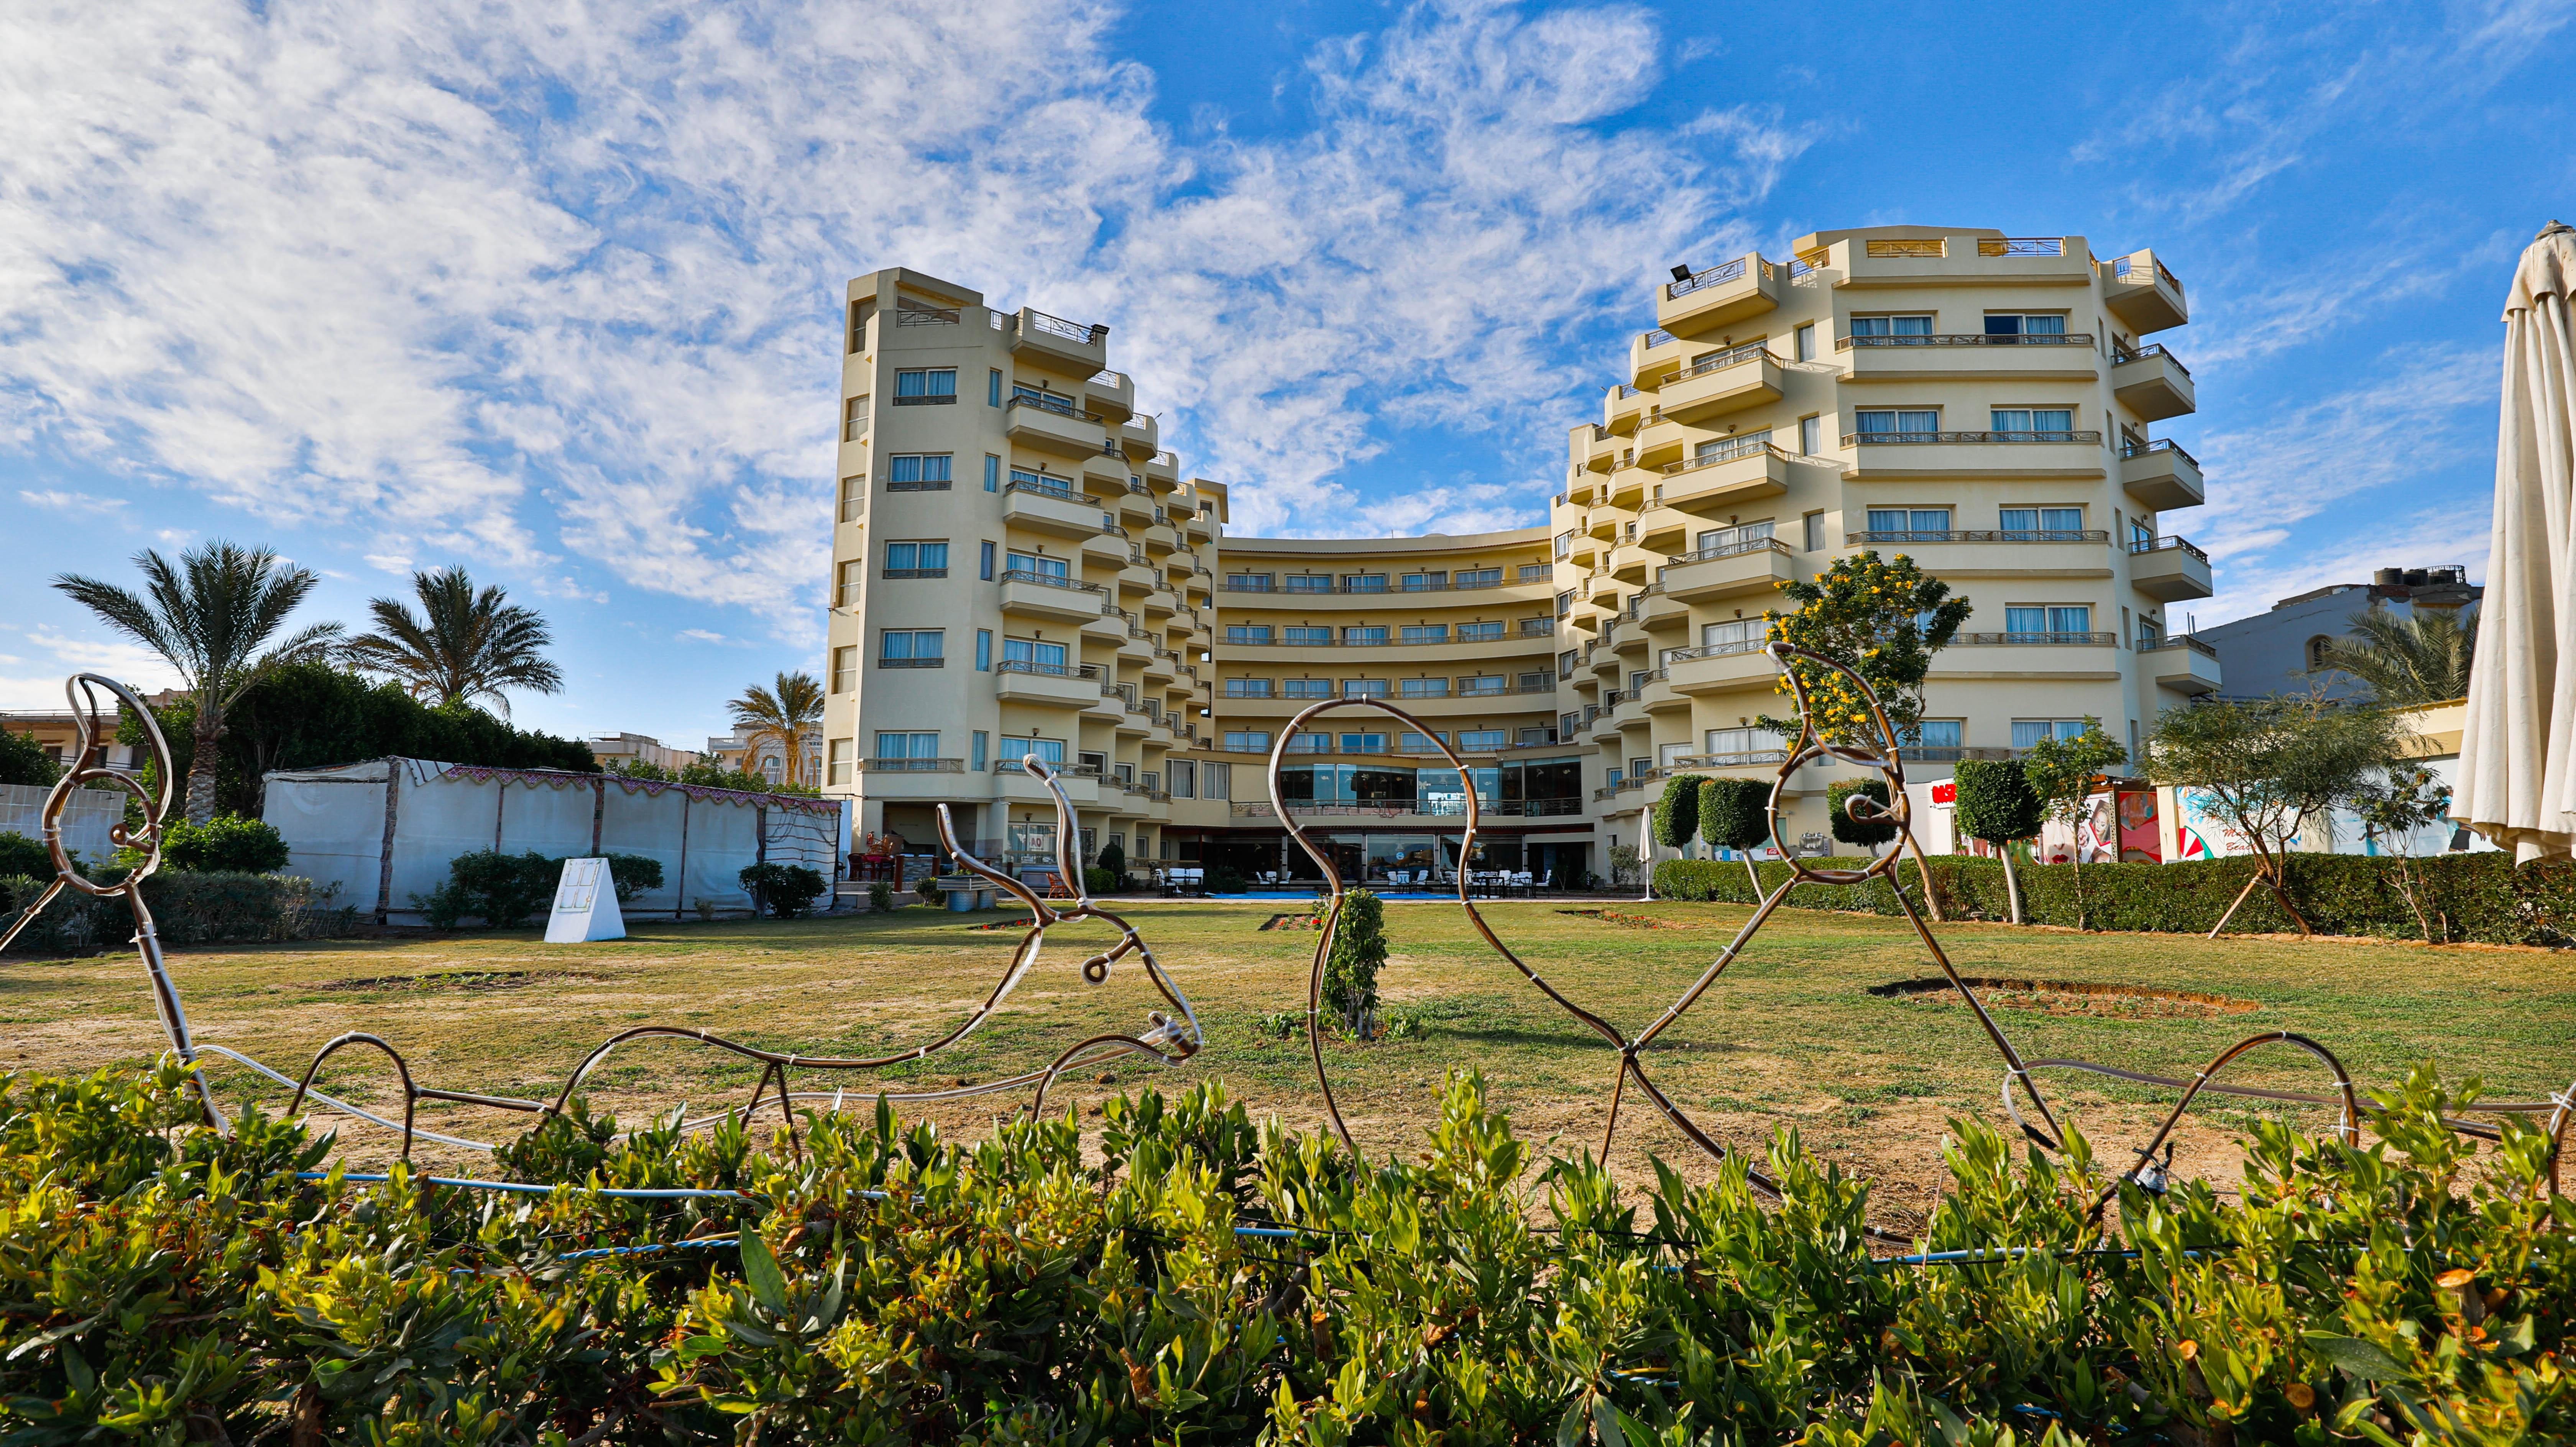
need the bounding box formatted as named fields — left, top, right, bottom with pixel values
left=823, top=226, right=2216, bottom=884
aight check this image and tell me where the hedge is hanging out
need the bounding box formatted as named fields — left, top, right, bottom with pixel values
left=0, top=870, right=362, bottom=954
left=0, top=1060, right=2564, bottom=1441
left=1653, top=850, right=2576, bottom=945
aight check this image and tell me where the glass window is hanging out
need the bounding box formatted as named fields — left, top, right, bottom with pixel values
left=1799, top=415, right=1822, bottom=454
left=879, top=629, right=943, bottom=664
left=1701, top=619, right=1763, bottom=650
left=1227, top=573, right=1275, bottom=591
left=830, top=646, right=856, bottom=693
left=1283, top=733, right=1332, bottom=753
left=1803, top=512, right=1826, bottom=552
left=1226, top=625, right=1273, bottom=644
left=1692, top=520, right=1776, bottom=553
left=874, top=731, right=938, bottom=759
left=1999, top=507, right=2084, bottom=536
left=1224, top=678, right=1273, bottom=697
left=1342, top=679, right=1389, bottom=698
left=886, top=454, right=954, bottom=487
left=836, top=560, right=863, bottom=607
left=1343, top=626, right=1388, bottom=645
left=1455, top=567, right=1501, bottom=587
left=1459, top=674, right=1505, bottom=694
left=1400, top=571, right=1446, bottom=591
left=974, top=629, right=991, bottom=671
left=1401, top=678, right=1449, bottom=697
left=2011, top=719, right=2090, bottom=750
left=884, top=541, right=948, bottom=576
left=1284, top=678, right=1332, bottom=698
left=1990, top=408, right=2075, bottom=433
left=1519, top=562, right=1551, bottom=581
left=1457, top=621, right=1503, bottom=641
left=999, top=736, right=1066, bottom=767
left=1855, top=409, right=1940, bottom=435
left=1285, top=626, right=1333, bottom=646
left=1342, top=573, right=1387, bottom=592
left=1907, top=720, right=1964, bottom=750
left=1005, top=551, right=1068, bottom=579
left=1457, top=729, right=1505, bottom=751
left=1169, top=760, right=1196, bottom=797
left=1983, top=314, right=2067, bottom=337
left=987, top=368, right=1002, bottom=406
left=1205, top=761, right=1231, bottom=799
left=1702, top=726, right=1783, bottom=759
left=1001, top=638, right=1068, bottom=671
left=971, top=731, right=988, bottom=771
left=1224, top=731, right=1272, bottom=752
left=1849, top=315, right=1934, bottom=337
left=1794, top=323, right=1815, bottom=361
left=894, top=368, right=957, bottom=401
left=1864, top=509, right=1950, bottom=537
left=1339, top=733, right=1388, bottom=753
left=2049, top=605, right=2092, bottom=633
left=1285, top=574, right=1333, bottom=593
left=1400, top=625, right=1447, bottom=644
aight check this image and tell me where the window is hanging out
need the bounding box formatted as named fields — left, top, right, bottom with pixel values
left=2011, top=719, right=2091, bottom=750
left=1342, top=573, right=1387, bottom=592
left=1169, top=760, right=1196, bottom=798
left=987, top=368, right=1003, bottom=407
left=1226, top=625, right=1273, bottom=645
left=1007, top=466, right=1072, bottom=495
left=839, top=476, right=865, bottom=522
left=1455, top=567, right=1501, bottom=587
left=1399, top=730, right=1444, bottom=752
left=830, top=646, right=856, bottom=694
left=1457, top=621, right=1504, bottom=642
left=1458, top=729, right=1506, bottom=752
left=1559, top=650, right=1579, bottom=675
left=977, top=540, right=996, bottom=581
left=984, top=454, right=999, bottom=492
left=1227, top=573, right=1275, bottom=591
left=971, top=731, right=988, bottom=771
left=1342, top=626, right=1388, bottom=646
left=1605, top=765, right=1624, bottom=789
left=1693, top=520, right=1776, bottom=553
left=1224, top=678, right=1273, bottom=697
left=1286, top=626, right=1333, bottom=646
left=843, top=395, right=871, bottom=441
left=886, top=454, right=953, bottom=490
left=1519, top=562, right=1551, bottom=581
left=761, top=755, right=783, bottom=783
left=1849, top=315, right=1933, bottom=338
left=1206, top=761, right=1232, bottom=799
left=1284, top=733, right=1331, bottom=753
left=1702, top=619, right=1763, bottom=650
left=875, top=731, right=938, bottom=760
left=1012, top=383, right=1077, bottom=415
left=1553, top=530, right=1574, bottom=559
left=1865, top=509, right=1951, bottom=539
left=1998, top=507, right=2084, bottom=537
left=1284, top=678, right=1332, bottom=698
left=1342, top=679, right=1389, bottom=698
left=1001, top=637, right=1067, bottom=671
left=1400, top=571, right=1446, bottom=591
left=1005, top=550, right=1068, bottom=579
left=1983, top=313, right=2067, bottom=339
left=2003, top=605, right=2093, bottom=637
left=1224, top=731, right=1272, bottom=752
left=879, top=630, right=944, bottom=666
left=1516, top=670, right=1549, bottom=691
left=885, top=540, right=948, bottom=577
left=971, top=630, right=991, bottom=671
left=1906, top=720, right=1964, bottom=752
left=1286, top=574, right=1333, bottom=593
left=1799, top=414, right=1822, bottom=455
left=1703, top=726, right=1783, bottom=759
left=1802, top=512, right=1827, bottom=552
left=1694, top=429, right=1770, bottom=461
left=2139, top=616, right=2162, bottom=650
left=1339, top=732, right=1388, bottom=753
left=1401, top=678, right=1449, bottom=697
left=836, top=560, right=863, bottom=608
left=1556, top=590, right=1574, bottom=616
left=894, top=367, right=957, bottom=404
left=1855, top=409, right=1940, bottom=436
left=1400, top=625, right=1447, bottom=644
left=1990, top=408, right=2075, bottom=435
left=1628, top=669, right=1654, bottom=692
left=1519, top=726, right=1554, bottom=746
left=1112, top=762, right=1134, bottom=785
left=826, top=738, right=853, bottom=786
left=1794, top=323, right=1815, bottom=361
left=1006, top=820, right=1058, bottom=856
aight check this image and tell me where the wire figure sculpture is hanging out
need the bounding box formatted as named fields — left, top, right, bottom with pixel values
left=1273, top=643, right=2574, bottom=1232
left=1, top=690, right=1198, bottom=1160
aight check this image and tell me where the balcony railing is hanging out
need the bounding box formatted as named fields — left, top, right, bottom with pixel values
left=1002, top=477, right=1096, bottom=505
left=995, top=659, right=1105, bottom=680
left=1025, top=308, right=1108, bottom=345
left=2139, top=635, right=2221, bottom=659
left=1089, top=368, right=1129, bottom=387
left=892, top=304, right=961, bottom=326
left=1836, top=332, right=2093, bottom=350
left=2112, top=254, right=2184, bottom=297
left=884, top=478, right=951, bottom=492
left=1007, top=390, right=1099, bottom=422
left=1864, top=238, right=1944, bottom=258
left=1229, top=797, right=1584, bottom=819
left=1901, top=746, right=2019, bottom=763
left=1843, top=430, right=2102, bottom=446
left=2112, top=341, right=2193, bottom=379
left=1659, top=536, right=1792, bottom=573
left=1670, top=340, right=1775, bottom=377
left=1977, top=237, right=2066, bottom=256
left=1665, top=257, right=1747, bottom=298
left=996, top=568, right=1104, bottom=594
left=1669, top=749, right=1792, bottom=769
left=1641, top=328, right=1675, bottom=348
left=2121, top=436, right=2200, bottom=468
left=877, top=656, right=943, bottom=669
left=882, top=567, right=947, bottom=580
left=1845, top=529, right=2109, bottom=545
left=1788, top=249, right=1828, bottom=277
left=1660, top=638, right=1772, bottom=664
left=860, top=756, right=964, bottom=771
left=1952, top=632, right=2118, bottom=646
left=1662, top=435, right=1785, bottom=476
left=2129, top=535, right=2209, bottom=563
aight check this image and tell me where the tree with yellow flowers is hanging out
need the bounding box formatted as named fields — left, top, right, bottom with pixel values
left=1755, top=551, right=1971, bottom=752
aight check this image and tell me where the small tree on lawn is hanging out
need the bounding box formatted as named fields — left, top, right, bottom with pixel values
left=1953, top=760, right=2042, bottom=924
left=1826, top=779, right=1896, bottom=856
left=2349, top=763, right=2454, bottom=943
left=2021, top=719, right=2128, bottom=930
left=1699, top=776, right=1773, bottom=894
left=1758, top=551, right=1970, bottom=918
left=1645, top=774, right=1705, bottom=899
left=1323, top=888, right=1387, bottom=1036
left=2146, top=692, right=2406, bottom=937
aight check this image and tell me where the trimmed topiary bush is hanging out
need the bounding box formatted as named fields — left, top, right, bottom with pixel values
left=1650, top=774, right=1704, bottom=850
left=156, top=815, right=291, bottom=874
left=1953, top=758, right=2044, bottom=923
left=1825, top=778, right=1895, bottom=853
left=740, top=861, right=828, bottom=918
left=1324, top=888, right=1387, bottom=1034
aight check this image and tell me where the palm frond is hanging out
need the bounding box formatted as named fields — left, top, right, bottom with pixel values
left=2314, top=605, right=2478, bottom=706
left=346, top=566, right=560, bottom=715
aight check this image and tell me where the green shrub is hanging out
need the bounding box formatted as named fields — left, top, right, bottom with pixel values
left=1953, top=758, right=2042, bottom=847
left=1096, top=838, right=1126, bottom=879
left=1083, top=865, right=1119, bottom=896
left=0, top=1060, right=2564, bottom=1442
left=1650, top=773, right=1702, bottom=849
left=741, top=861, right=828, bottom=917
left=2, top=870, right=358, bottom=954
left=1826, top=777, right=1894, bottom=850
left=600, top=852, right=663, bottom=902
left=1208, top=865, right=1246, bottom=894
left=1324, top=888, right=1387, bottom=1031
left=1699, top=776, right=1771, bottom=853
left=415, top=849, right=556, bottom=929
left=866, top=879, right=893, bottom=913
left=155, top=814, right=291, bottom=874
left=0, top=730, right=59, bottom=788
left=0, top=831, right=55, bottom=880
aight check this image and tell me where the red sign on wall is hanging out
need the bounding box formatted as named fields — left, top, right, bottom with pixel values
left=1930, top=781, right=1957, bottom=806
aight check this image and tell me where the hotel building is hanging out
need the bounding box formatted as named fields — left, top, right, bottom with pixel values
left=824, top=227, right=2214, bottom=882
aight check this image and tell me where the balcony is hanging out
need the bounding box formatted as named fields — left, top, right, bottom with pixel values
left=1837, top=331, right=2100, bottom=384
left=1832, top=234, right=2095, bottom=291
left=2128, top=535, right=2214, bottom=602
left=2119, top=438, right=2205, bottom=511
left=1665, top=641, right=1781, bottom=695
left=1658, top=342, right=1783, bottom=425
left=2103, top=249, right=2187, bottom=333
left=1084, top=368, right=1135, bottom=420
left=1657, top=436, right=1796, bottom=514
left=1659, top=536, right=1796, bottom=603
left=1840, top=430, right=2106, bottom=481
left=2142, top=635, right=2223, bottom=695
left=1144, top=450, right=1179, bottom=486
left=1007, top=306, right=1110, bottom=369
left=1121, top=414, right=1160, bottom=457
left=1579, top=424, right=1620, bottom=473
left=1001, top=478, right=1104, bottom=538
left=1631, top=414, right=1688, bottom=471
left=1934, top=631, right=2123, bottom=682
left=1655, top=254, right=1780, bottom=338
left=997, top=568, right=1108, bottom=624
left=994, top=660, right=1106, bottom=709
left=1628, top=328, right=1688, bottom=389
left=1839, top=529, right=2112, bottom=581
left=1005, top=394, right=1112, bottom=459
left=1604, top=385, right=1649, bottom=435
left=2111, top=343, right=2196, bottom=421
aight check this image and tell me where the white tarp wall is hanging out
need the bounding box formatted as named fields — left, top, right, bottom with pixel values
left=0, top=782, right=125, bottom=872
left=261, top=758, right=851, bottom=924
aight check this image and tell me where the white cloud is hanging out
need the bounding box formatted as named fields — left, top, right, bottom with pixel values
left=678, top=628, right=726, bottom=643
left=362, top=553, right=412, bottom=574
left=18, top=489, right=121, bottom=512
left=0, top=626, right=186, bottom=706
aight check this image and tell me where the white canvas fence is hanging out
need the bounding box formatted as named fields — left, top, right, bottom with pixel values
left=0, top=782, right=124, bottom=870
left=261, top=758, right=849, bottom=924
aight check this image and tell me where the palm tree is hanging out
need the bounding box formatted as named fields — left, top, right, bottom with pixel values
left=346, top=566, right=563, bottom=716
left=2314, top=605, right=2479, bottom=705
left=53, top=542, right=343, bottom=825
left=729, top=671, right=825, bottom=788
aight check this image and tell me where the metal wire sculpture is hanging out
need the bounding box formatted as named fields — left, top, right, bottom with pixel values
left=1274, top=643, right=2574, bottom=1229
left=0, top=681, right=1197, bottom=1160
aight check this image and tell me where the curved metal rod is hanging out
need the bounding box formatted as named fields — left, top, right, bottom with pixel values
left=288, top=1032, right=422, bottom=1160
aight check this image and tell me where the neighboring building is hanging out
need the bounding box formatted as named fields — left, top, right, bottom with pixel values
left=2198, top=566, right=2480, bottom=701
left=2, top=690, right=184, bottom=776
left=826, top=229, right=2216, bottom=879
left=705, top=722, right=824, bottom=790
left=586, top=732, right=694, bottom=774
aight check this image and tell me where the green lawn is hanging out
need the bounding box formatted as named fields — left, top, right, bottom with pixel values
left=4, top=897, right=2566, bottom=1231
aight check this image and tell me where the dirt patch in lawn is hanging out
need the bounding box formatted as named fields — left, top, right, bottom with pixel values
left=315, top=970, right=605, bottom=993
left=1870, top=976, right=2260, bottom=1020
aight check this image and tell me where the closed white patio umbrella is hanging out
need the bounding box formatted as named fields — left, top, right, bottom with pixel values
left=2459, top=221, right=2576, bottom=859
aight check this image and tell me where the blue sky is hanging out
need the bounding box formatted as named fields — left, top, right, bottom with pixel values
left=3, top=0, right=2568, bottom=748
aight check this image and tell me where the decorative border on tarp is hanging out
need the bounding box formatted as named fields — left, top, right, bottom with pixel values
left=424, top=761, right=841, bottom=816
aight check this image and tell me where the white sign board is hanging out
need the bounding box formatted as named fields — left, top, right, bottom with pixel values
left=545, top=856, right=626, bottom=943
